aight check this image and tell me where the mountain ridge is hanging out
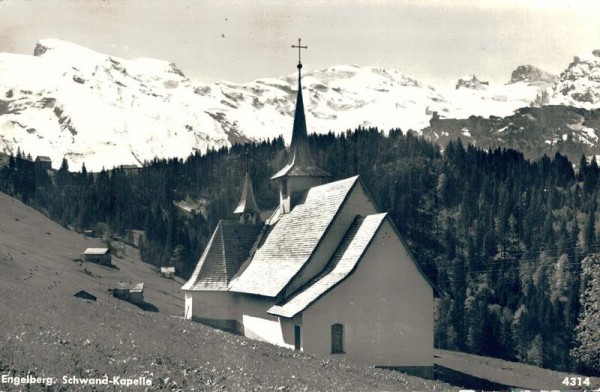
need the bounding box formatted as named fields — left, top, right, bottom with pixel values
left=2, top=39, right=600, bottom=170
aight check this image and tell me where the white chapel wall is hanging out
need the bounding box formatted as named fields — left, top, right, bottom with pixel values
left=237, top=295, right=293, bottom=347
left=184, top=292, right=193, bottom=320
left=189, top=291, right=238, bottom=321
left=301, top=219, right=434, bottom=367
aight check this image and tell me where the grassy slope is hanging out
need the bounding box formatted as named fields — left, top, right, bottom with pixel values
left=0, top=192, right=456, bottom=391
left=435, top=349, right=600, bottom=390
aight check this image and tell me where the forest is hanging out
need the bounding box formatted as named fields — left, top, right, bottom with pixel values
left=1, top=128, right=598, bottom=375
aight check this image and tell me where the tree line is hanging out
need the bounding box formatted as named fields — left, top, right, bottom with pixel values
left=1, top=128, right=598, bottom=375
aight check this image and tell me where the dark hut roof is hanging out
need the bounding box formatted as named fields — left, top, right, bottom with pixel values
left=74, top=290, right=97, bottom=301
left=234, top=172, right=260, bottom=214
left=268, top=213, right=387, bottom=318
left=182, top=220, right=262, bottom=291
left=229, top=176, right=359, bottom=297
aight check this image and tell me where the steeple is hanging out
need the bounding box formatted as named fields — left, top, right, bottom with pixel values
left=271, top=38, right=329, bottom=213
left=234, top=172, right=261, bottom=224
left=288, top=62, right=317, bottom=169
left=289, top=38, right=310, bottom=163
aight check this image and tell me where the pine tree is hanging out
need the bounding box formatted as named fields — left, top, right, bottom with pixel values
left=571, top=255, right=600, bottom=373
left=527, top=334, right=545, bottom=367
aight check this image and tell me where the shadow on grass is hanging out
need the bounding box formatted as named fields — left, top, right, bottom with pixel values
left=133, top=301, right=159, bottom=312
left=110, top=291, right=159, bottom=312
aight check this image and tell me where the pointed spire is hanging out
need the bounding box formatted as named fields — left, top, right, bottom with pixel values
left=270, top=39, right=329, bottom=181
left=234, top=172, right=260, bottom=215
left=288, top=69, right=316, bottom=167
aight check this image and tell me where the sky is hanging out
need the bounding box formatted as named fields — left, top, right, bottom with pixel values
left=0, top=0, right=599, bottom=87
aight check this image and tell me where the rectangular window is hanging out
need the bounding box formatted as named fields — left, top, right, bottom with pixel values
left=331, top=324, right=344, bottom=354
left=282, top=178, right=288, bottom=197
left=294, top=325, right=301, bottom=351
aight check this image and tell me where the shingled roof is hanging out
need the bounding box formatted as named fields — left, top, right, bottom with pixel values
left=268, top=213, right=387, bottom=318
left=229, top=176, right=359, bottom=297
left=182, top=220, right=262, bottom=291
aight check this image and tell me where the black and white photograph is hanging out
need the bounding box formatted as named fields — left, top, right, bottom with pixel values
left=1, top=0, right=600, bottom=390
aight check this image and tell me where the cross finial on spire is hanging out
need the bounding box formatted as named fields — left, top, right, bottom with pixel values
left=291, top=38, right=307, bottom=69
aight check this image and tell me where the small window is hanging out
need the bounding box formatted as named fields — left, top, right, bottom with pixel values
left=294, top=325, right=301, bottom=351
left=331, top=323, right=344, bottom=354
left=282, top=178, right=288, bottom=197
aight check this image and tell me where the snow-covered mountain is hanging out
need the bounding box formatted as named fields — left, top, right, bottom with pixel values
left=1, top=39, right=596, bottom=171
left=543, top=50, right=600, bottom=108
left=509, top=65, right=557, bottom=85
left=0, top=39, right=240, bottom=171
left=421, top=57, right=600, bottom=162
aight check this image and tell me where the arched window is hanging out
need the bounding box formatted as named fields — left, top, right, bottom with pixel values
left=331, top=323, right=344, bottom=354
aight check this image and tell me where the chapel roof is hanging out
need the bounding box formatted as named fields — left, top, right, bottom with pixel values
left=268, top=213, right=387, bottom=318
left=181, top=220, right=263, bottom=291
left=228, top=175, right=359, bottom=297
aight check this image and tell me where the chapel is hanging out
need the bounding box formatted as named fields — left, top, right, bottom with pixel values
left=182, top=41, right=435, bottom=375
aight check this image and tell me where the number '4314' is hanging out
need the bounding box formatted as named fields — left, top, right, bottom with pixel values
left=562, top=377, right=590, bottom=387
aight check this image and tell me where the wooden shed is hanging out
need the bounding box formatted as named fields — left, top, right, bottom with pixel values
left=112, top=282, right=144, bottom=304
left=160, top=267, right=175, bottom=279
left=83, top=248, right=111, bottom=265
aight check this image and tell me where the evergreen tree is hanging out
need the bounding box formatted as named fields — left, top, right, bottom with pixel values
left=572, top=255, right=600, bottom=374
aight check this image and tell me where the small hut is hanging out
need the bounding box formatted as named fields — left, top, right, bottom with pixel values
left=112, top=282, right=144, bottom=304
left=83, top=248, right=111, bottom=266
left=118, top=164, right=141, bottom=174
left=35, top=155, right=52, bottom=170
left=160, top=267, right=175, bottom=279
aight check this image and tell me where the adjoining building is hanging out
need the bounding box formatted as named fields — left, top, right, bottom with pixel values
left=83, top=247, right=111, bottom=266
left=182, top=44, right=437, bottom=376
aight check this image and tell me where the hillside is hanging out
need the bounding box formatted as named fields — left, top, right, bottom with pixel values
left=0, top=192, right=457, bottom=391
left=0, top=192, right=184, bottom=314
left=435, top=349, right=600, bottom=390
